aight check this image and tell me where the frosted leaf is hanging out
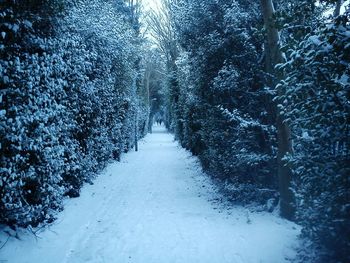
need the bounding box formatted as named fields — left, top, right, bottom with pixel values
left=309, top=35, right=321, bottom=45
left=336, top=73, right=349, bottom=85
left=12, top=24, right=19, bottom=33
left=23, top=20, right=33, bottom=28
left=3, top=75, right=9, bottom=83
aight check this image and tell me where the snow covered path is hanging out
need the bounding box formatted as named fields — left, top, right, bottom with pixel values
left=0, top=126, right=300, bottom=263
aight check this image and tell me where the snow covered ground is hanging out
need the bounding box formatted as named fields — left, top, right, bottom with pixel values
left=0, top=125, right=300, bottom=263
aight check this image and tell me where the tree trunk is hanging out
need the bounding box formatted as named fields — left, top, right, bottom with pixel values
left=135, top=110, right=138, bottom=152
left=334, top=0, right=342, bottom=17
left=144, top=68, right=152, bottom=133
left=260, top=0, right=283, bottom=73
left=260, top=0, right=295, bottom=220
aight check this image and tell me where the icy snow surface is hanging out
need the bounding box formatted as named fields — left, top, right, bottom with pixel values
left=0, top=125, right=300, bottom=263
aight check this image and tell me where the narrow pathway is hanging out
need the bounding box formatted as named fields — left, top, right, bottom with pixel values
left=1, top=126, right=300, bottom=263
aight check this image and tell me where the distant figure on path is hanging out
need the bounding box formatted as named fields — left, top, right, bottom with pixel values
left=156, top=118, right=163, bottom=126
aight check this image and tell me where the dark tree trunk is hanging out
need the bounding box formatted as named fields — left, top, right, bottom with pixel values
left=260, top=0, right=295, bottom=220
left=334, top=0, right=342, bottom=17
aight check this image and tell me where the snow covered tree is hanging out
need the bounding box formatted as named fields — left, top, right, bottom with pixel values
left=141, top=47, right=167, bottom=133
left=277, top=12, right=350, bottom=262
left=160, top=0, right=280, bottom=206
left=0, top=0, right=146, bottom=227
left=0, top=0, right=69, bottom=226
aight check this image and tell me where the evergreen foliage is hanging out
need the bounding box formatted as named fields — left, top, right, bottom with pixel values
left=0, top=0, right=147, bottom=227
left=158, top=0, right=349, bottom=260
left=0, top=0, right=349, bottom=261
left=167, top=0, right=278, bottom=206
left=277, top=14, right=350, bottom=262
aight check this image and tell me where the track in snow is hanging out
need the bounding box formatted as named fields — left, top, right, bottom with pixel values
left=0, top=125, right=300, bottom=263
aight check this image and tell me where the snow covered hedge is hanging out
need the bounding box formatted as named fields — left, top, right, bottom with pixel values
left=277, top=16, right=350, bottom=262
left=164, top=1, right=349, bottom=260
left=168, top=0, right=278, bottom=206
left=0, top=0, right=147, bottom=227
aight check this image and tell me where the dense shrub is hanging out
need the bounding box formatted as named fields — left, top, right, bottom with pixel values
left=168, top=0, right=278, bottom=205
left=0, top=0, right=147, bottom=227
left=277, top=16, right=350, bottom=262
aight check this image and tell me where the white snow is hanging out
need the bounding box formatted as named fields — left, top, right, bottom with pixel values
left=0, top=125, right=300, bottom=263
left=309, top=35, right=321, bottom=46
